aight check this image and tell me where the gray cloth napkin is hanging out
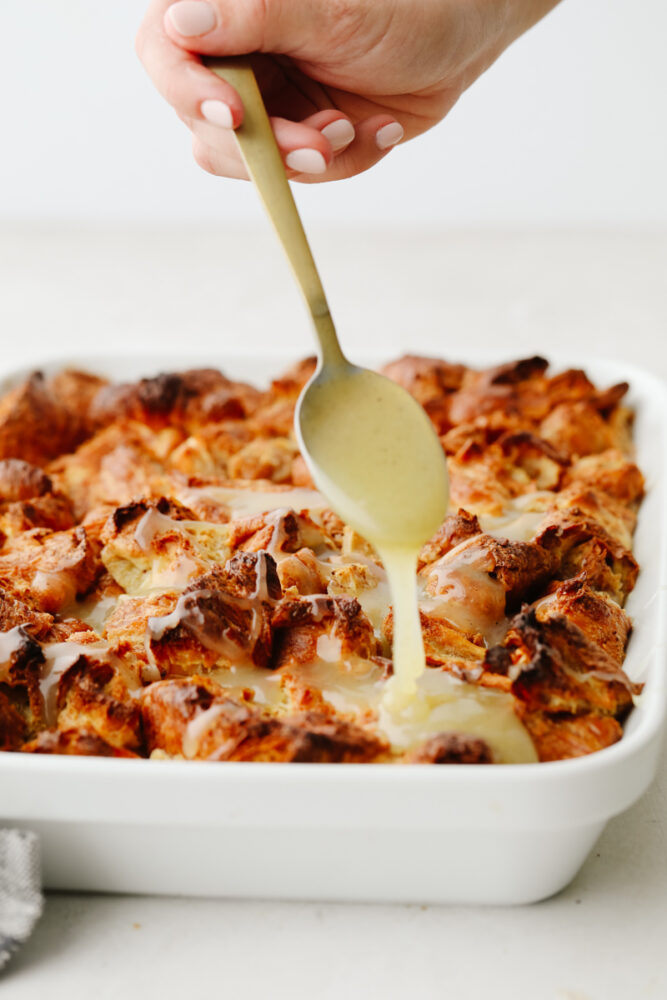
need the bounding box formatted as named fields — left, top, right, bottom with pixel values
left=0, top=830, right=43, bottom=971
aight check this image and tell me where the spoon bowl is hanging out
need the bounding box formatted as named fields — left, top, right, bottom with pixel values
left=296, top=361, right=448, bottom=550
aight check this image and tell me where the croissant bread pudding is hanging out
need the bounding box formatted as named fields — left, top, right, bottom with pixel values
left=0, top=356, right=643, bottom=764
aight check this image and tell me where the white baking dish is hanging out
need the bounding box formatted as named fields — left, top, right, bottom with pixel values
left=0, top=353, right=665, bottom=905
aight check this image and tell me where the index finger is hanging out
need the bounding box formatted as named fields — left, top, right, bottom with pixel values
left=136, top=0, right=244, bottom=126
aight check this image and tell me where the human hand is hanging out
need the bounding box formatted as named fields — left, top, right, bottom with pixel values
left=136, top=0, right=560, bottom=182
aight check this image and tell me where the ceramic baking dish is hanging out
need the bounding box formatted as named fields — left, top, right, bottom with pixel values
left=0, top=353, right=665, bottom=905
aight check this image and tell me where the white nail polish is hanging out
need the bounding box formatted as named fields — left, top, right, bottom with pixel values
left=376, top=122, right=404, bottom=151
left=167, top=1, right=216, bottom=37
left=285, top=149, right=327, bottom=174
left=320, top=120, right=355, bottom=152
left=201, top=99, right=233, bottom=128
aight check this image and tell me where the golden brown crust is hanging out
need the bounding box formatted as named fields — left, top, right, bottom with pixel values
left=0, top=460, right=76, bottom=542
left=553, top=484, right=636, bottom=550
left=519, top=711, right=623, bottom=762
left=100, top=495, right=231, bottom=597
left=381, top=355, right=467, bottom=432
left=22, top=727, right=138, bottom=757
left=272, top=594, right=379, bottom=668
left=277, top=548, right=329, bottom=595
left=141, top=676, right=388, bottom=762
left=47, top=369, right=109, bottom=445
left=104, top=591, right=177, bottom=645
left=0, top=687, right=28, bottom=750
left=90, top=369, right=263, bottom=431
left=384, top=610, right=485, bottom=677
left=0, top=590, right=53, bottom=638
left=144, top=553, right=281, bottom=678
left=417, top=508, right=481, bottom=570
left=539, top=402, right=619, bottom=459
left=248, top=358, right=317, bottom=438
left=0, top=494, right=75, bottom=541
left=421, top=534, right=557, bottom=624
left=564, top=449, right=644, bottom=504
left=0, top=526, right=101, bottom=613
left=0, top=459, right=53, bottom=502
left=0, top=625, right=45, bottom=690
left=446, top=357, right=550, bottom=426
left=0, top=357, right=643, bottom=764
left=534, top=578, right=632, bottom=665
left=536, top=513, right=638, bottom=604
left=226, top=437, right=298, bottom=483
left=487, top=608, right=639, bottom=718
left=0, top=373, right=74, bottom=467
left=49, top=420, right=193, bottom=522
left=403, top=732, right=494, bottom=764
left=55, top=654, right=142, bottom=752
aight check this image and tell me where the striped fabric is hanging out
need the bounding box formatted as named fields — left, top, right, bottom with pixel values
left=0, top=830, right=42, bottom=971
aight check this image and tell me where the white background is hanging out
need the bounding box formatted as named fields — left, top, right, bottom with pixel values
left=1, top=0, right=666, bottom=226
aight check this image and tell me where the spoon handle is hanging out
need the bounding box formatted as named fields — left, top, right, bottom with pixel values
left=205, top=57, right=345, bottom=368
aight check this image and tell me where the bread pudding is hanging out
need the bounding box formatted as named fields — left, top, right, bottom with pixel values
left=0, top=356, right=643, bottom=764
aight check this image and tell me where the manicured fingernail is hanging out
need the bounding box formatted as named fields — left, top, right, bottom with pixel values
left=320, top=119, right=355, bottom=152
left=376, top=122, right=404, bottom=150
left=201, top=99, right=233, bottom=128
left=167, top=1, right=216, bottom=36
left=285, top=149, right=327, bottom=174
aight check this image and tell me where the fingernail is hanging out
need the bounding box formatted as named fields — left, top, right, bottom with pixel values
left=167, top=1, right=216, bottom=36
left=201, top=99, right=233, bottom=128
left=376, top=122, right=404, bottom=151
left=320, top=119, right=355, bottom=152
left=285, top=149, right=327, bottom=174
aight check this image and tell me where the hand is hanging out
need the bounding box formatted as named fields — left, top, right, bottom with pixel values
left=136, top=0, right=560, bottom=182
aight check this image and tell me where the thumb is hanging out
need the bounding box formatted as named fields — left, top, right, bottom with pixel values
left=162, top=0, right=319, bottom=56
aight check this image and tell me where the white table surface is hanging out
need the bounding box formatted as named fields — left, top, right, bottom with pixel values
left=1, top=223, right=666, bottom=1000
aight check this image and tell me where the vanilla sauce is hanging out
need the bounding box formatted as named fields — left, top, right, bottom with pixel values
left=296, top=367, right=449, bottom=711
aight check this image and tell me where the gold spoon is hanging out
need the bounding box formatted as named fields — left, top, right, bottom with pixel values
left=206, top=58, right=449, bottom=704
